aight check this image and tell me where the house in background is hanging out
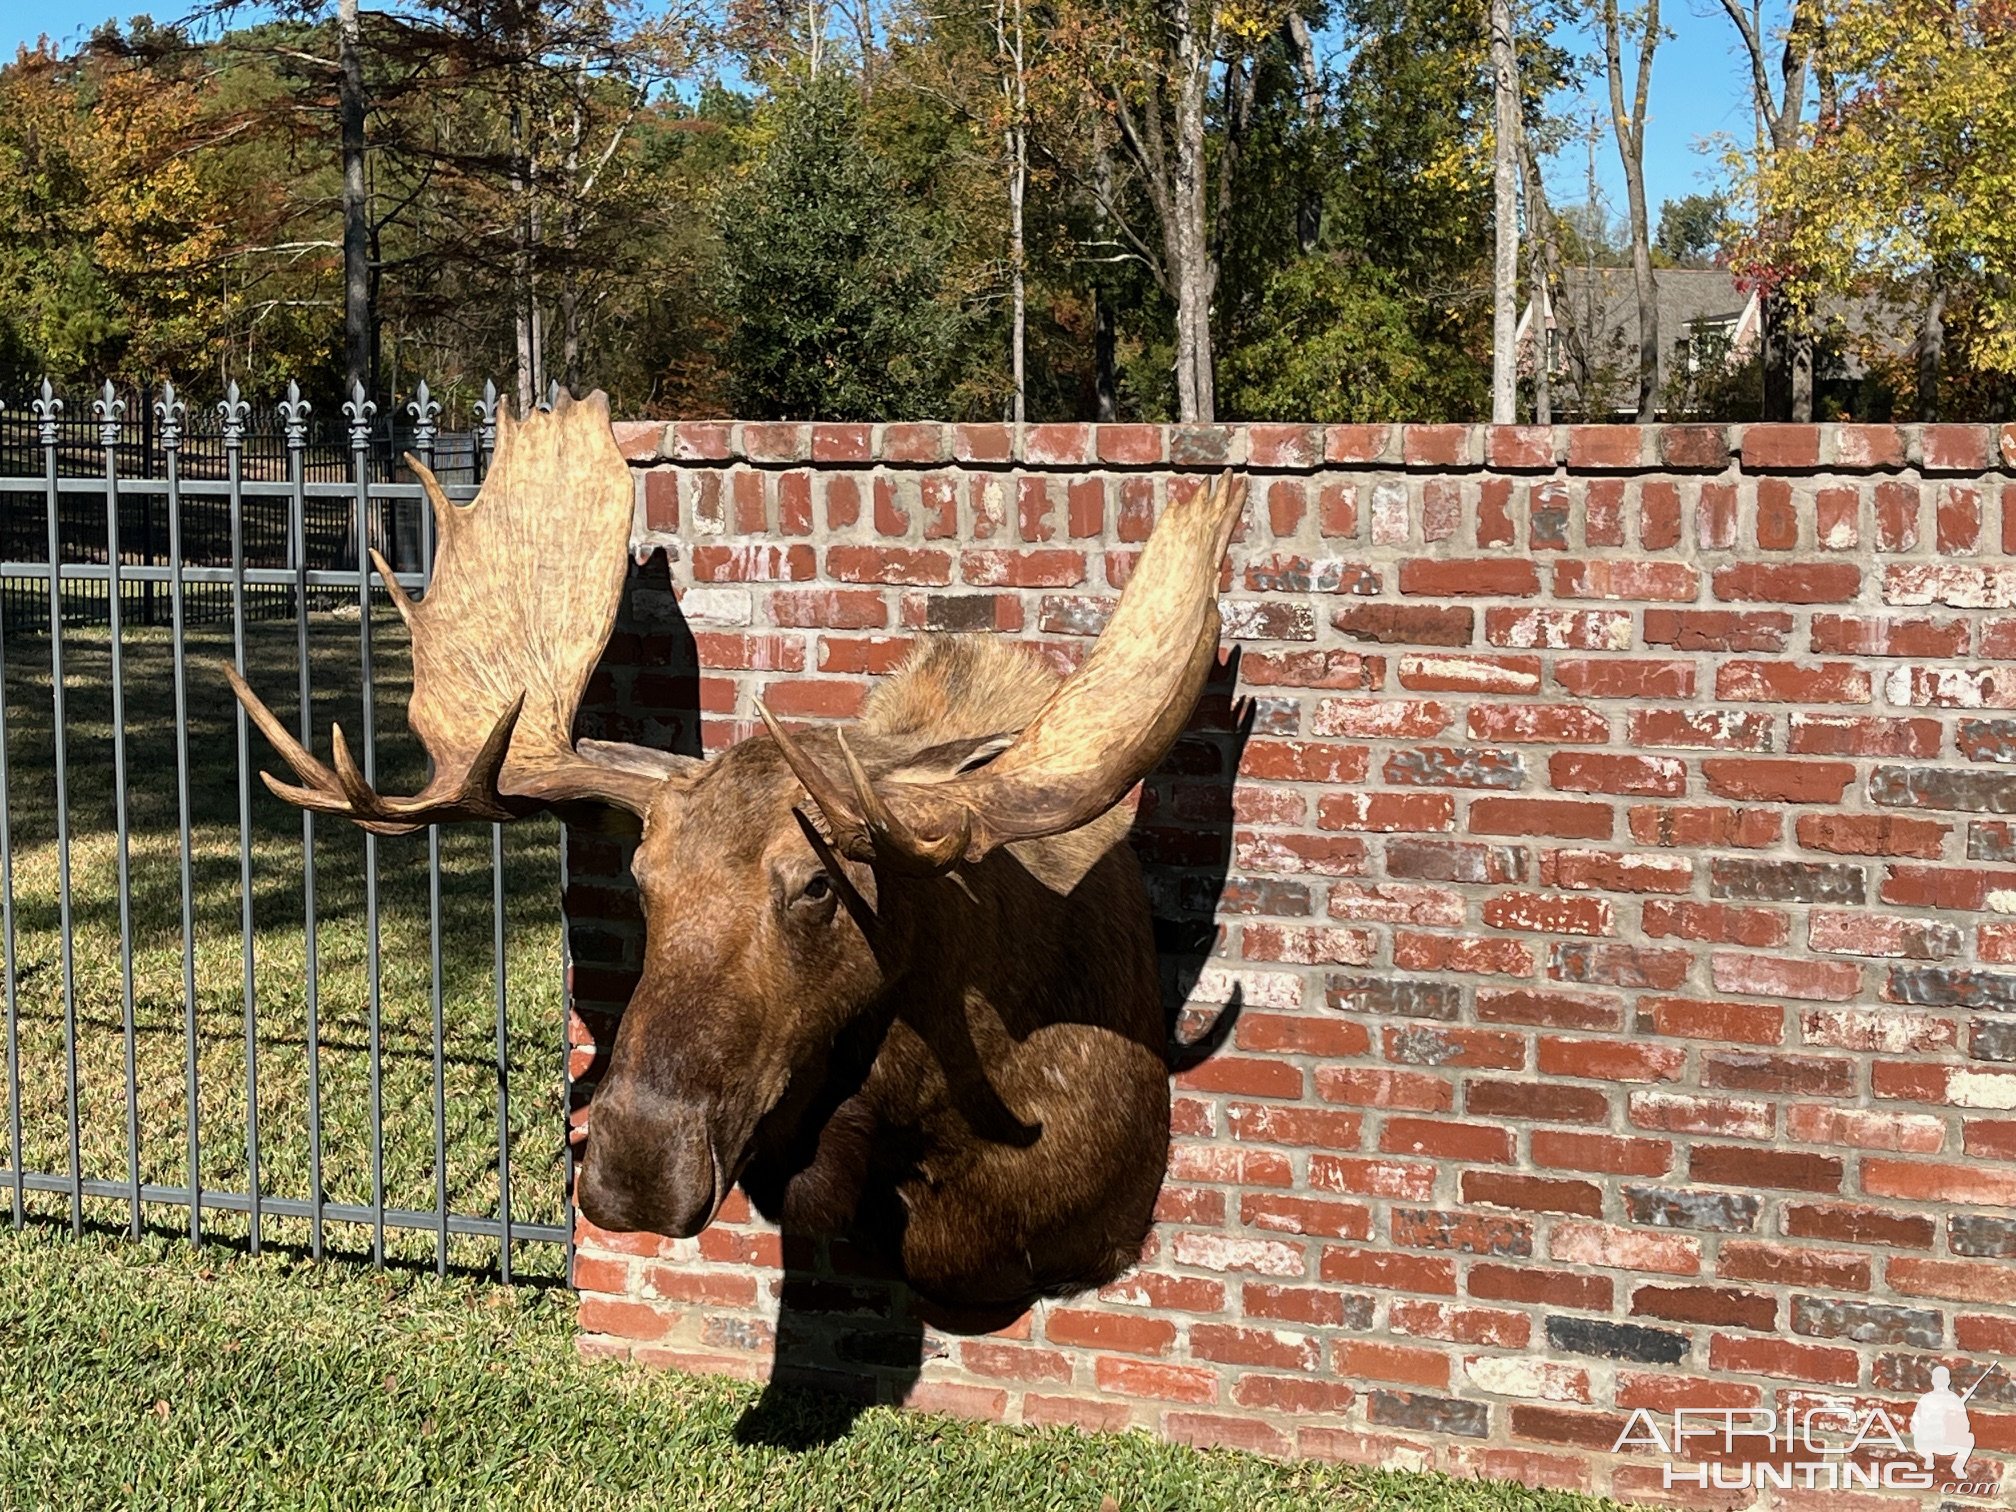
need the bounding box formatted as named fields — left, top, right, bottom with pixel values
left=1515, top=267, right=1765, bottom=419
left=1516, top=266, right=1911, bottom=420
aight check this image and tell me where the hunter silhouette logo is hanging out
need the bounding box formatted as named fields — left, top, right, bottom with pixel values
left=1911, top=1364, right=1994, bottom=1477
left=1616, top=1360, right=2005, bottom=1494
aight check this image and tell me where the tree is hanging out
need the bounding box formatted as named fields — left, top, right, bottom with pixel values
left=1600, top=0, right=1660, bottom=418
left=1655, top=191, right=1729, bottom=266
left=713, top=72, right=971, bottom=419
left=1760, top=0, right=2016, bottom=418
left=1221, top=256, right=1489, bottom=420
left=1488, top=0, right=1519, bottom=421
left=1717, top=0, right=1824, bottom=419
left=0, top=40, right=232, bottom=388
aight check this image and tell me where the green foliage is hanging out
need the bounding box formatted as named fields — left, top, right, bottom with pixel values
left=1654, top=192, right=1730, bottom=267
left=713, top=73, right=975, bottom=420
left=1222, top=256, right=1488, bottom=421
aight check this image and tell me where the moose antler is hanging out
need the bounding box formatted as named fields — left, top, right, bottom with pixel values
left=230, top=389, right=694, bottom=835
left=761, top=472, right=1245, bottom=870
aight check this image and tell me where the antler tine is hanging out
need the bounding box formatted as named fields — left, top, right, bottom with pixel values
left=329, top=725, right=381, bottom=812
left=755, top=700, right=873, bottom=857
left=835, top=730, right=967, bottom=872
left=406, top=455, right=461, bottom=554
left=367, top=547, right=416, bottom=625
left=224, top=666, right=338, bottom=791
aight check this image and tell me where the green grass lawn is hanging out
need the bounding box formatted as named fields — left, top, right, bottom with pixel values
left=0, top=606, right=572, bottom=1277
left=0, top=1226, right=1628, bottom=1512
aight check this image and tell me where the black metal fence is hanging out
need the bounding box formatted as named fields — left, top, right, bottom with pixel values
left=0, top=376, right=574, bottom=1280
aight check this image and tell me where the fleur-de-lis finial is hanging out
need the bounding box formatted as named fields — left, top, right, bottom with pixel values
left=474, top=378, right=499, bottom=455
left=343, top=380, right=376, bottom=450
left=278, top=379, right=311, bottom=449
left=218, top=380, right=249, bottom=446
left=32, top=378, right=61, bottom=447
left=94, top=379, right=126, bottom=448
left=155, top=381, right=186, bottom=450
left=407, top=378, right=440, bottom=451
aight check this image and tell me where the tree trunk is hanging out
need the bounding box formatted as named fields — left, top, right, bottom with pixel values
left=1168, top=2, right=1216, bottom=422
left=1627, top=182, right=1657, bottom=419
left=338, top=0, right=373, bottom=399
left=998, top=0, right=1027, bottom=423
left=1489, top=0, right=1519, bottom=423
left=510, top=100, right=540, bottom=414
left=1917, top=285, right=1946, bottom=421
left=1094, top=288, right=1118, bottom=420
left=1284, top=12, right=1323, bottom=253
left=1604, top=0, right=1661, bottom=421
left=1518, top=137, right=1556, bottom=424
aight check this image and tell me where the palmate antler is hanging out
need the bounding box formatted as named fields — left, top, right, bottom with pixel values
left=758, top=473, right=1245, bottom=871
left=230, top=390, right=693, bottom=836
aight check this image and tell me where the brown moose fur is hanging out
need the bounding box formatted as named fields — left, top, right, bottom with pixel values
left=578, top=636, right=1171, bottom=1315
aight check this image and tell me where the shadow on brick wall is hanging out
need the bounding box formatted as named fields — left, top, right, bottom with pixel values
left=570, top=583, right=1252, bottom=1448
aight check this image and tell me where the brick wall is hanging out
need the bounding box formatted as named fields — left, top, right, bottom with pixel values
left=567, top=418, right=2016, bottom=1502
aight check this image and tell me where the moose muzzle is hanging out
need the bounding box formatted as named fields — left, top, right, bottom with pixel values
left=576, top=1082, right=729, bottom=1238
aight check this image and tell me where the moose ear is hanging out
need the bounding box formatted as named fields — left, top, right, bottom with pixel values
left=889, top=733, right=1019, bottom=782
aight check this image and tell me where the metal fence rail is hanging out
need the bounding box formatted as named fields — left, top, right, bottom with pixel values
left=0, top=376, right=574, bottom=1281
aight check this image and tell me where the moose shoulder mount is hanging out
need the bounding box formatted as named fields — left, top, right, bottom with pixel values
left=229, top=392, right=1244, bottom=1315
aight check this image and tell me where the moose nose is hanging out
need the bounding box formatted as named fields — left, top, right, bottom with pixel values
left=577, top=1086, right=725, bottom=1239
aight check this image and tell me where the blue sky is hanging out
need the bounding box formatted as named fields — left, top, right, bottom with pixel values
left=7, top=0, right=1766, bottom=220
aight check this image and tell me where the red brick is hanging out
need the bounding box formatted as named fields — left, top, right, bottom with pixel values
left=1377, top=1116, right=1515, bottom=1163
left=1643, top=900, right=1789, bottom=948
left=1398, top=654, right=1540, bottom=693
left=1467, top=705, right=1610, bottom=744
left=1708, top=1336, right=1858, bottom=1386
left=826, top=545, right=951, bottom=585
left=1470, top=798, right=1612, bottom=840
left=1554, top=559, right=1698, bottom=601
left=1788, top=714, right=1940, bottom=758
left=1334, top=1339, right=1450, bottom=1388
left=1316, top=792, right=1454, bottom=832
left=1241, top=1193, right=1370, bottom=1241
left=1643, top=996, right=1786, bottom=1044
left=1461, top=1171, right=1605, bottom=1216
left=1400, top=424, right=1472, bottom=466
left=1702, top=758, right=1856, bottom=803
left=1755, top=477, right=1797, bottom=549
left=960, top=547, right=1085, bottom=587
left=1550, top=752, right=1686, bottom=797
left=1044, top=1309, right=1175, bottom=1355
left=1482, top=892, right=1614, bottom=936
left=1567, top=425, right=1644, bottom=468
left=1713, top=561, right=1861, bottom=603
left=690, top=543, right=816, bottom=582
left=1398, top=559, right=1539, bottom=597
left=1642, top=609, right=1792, bottom=652
left=1332, top=603, right=1473, bottom=645
left=1554, top=658, right=1694, bottom=698
left=1810, top=613, right=1970, bottom=657
left=1319, top=1246, right=1459, bottom=1294
left=1532, top=1130, right=1671, bottom=1176
left=1923, top=422, right=1990, bottom=471
left=1741, top=424, right=1821, bottom=469
left=1715, top=662, right=1870, bottom=704
left=1796, top=813, right=1948, bottom=859
left=1691, top=1145, right=1842, bottom=1192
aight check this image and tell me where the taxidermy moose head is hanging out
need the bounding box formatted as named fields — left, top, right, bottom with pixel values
left=229, top=392, right=1243, bottom=1314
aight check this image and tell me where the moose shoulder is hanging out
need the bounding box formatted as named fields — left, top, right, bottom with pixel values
left=228, top=392, right=1244, bottom=1315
